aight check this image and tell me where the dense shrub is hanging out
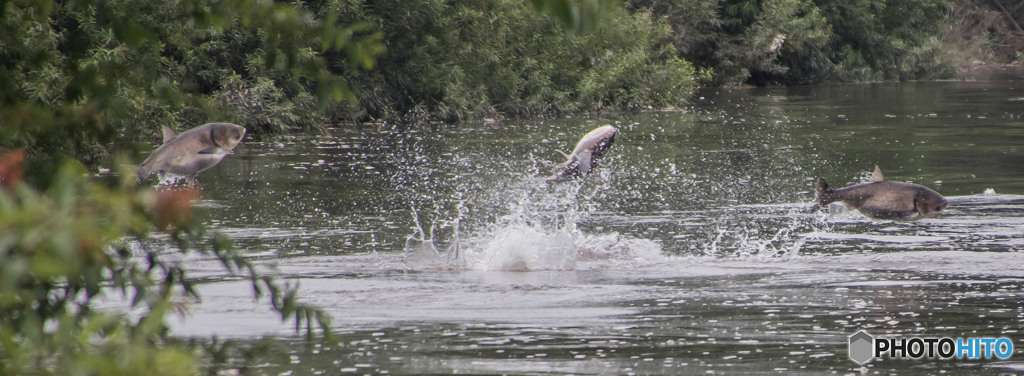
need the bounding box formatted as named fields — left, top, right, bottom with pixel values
left=323, top=0, right=702, bottom=122
left=0, top=0, right=382, bottom=179
left=0, top=0, right=354, bottom=374
left=943, top=0, right=1024, bottom=68
left=0, top=159, right=331, bottom=375
left=630, top=0, right=1017, bottom=85
left=630, top=0, right=832, bottom=85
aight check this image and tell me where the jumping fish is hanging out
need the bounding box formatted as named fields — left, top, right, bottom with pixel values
left=810, top=165, right=948, bottom=221
left=547, top=125, right=618, bottom=183
left=137, top=122, right=247, bottom=183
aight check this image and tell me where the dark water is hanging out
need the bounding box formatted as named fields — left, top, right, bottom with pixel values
left=168, top=68, right=1024, bottom=374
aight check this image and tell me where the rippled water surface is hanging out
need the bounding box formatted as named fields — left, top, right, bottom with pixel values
left=166, top=68, right=1024, bottom=374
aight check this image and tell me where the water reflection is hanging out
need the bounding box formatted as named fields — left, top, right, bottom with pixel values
left=176, top=68, right=1024, bottom=375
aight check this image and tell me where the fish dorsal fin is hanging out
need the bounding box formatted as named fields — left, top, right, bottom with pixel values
left=556, top=150, right=572, bottom=160
left=162, top=125, right=178, bottom=143
left=870, top=165, right=886, bottom=183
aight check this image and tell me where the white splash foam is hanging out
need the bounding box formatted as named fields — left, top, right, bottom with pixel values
left=454, top=226, right=667, bottom=272
left=404, top=236, right=446, bottom=268
left=464, top=224, right=576, bottom=271
left=576, top=233, right=664, bottom=262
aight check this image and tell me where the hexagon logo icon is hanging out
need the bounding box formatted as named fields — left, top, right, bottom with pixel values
left=849, top=330, right=875, bottom=364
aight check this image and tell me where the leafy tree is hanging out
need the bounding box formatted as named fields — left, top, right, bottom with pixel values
left=326, top=0, right=701, bottom=122
left=1, top=0, right=383, bottom=181
left=632, top=0, right=961, bottom=85
left=0, top=160, right=331, bottom=376
left=0, top=0, right=375, bottom=374
left=814, top=0, right=955, bottom=81
left=943, top=0, right=1024, bottom=66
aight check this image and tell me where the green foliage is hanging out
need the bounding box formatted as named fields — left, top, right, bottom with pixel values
left=0, top=0, right=360, bottom=374
left=217, top=75, right=326, bottom=134
left=815, top=0, right=955, bottom=81
left=942, top=0, right=1024, bottom=67
left=3, top=0, right=1017, bottom=141
left=578, top=11, right=706, bottom=110
left=0, top=162, right=331, bottom=375
left=2, top=0, right=691, bottom=162
left=0, top=0, right=383, bottom=179
left=632, top=0, right=961, bottom=85
left=328, top=0, right=699, bottom=122
left=530, top=0, right=619, bottom=33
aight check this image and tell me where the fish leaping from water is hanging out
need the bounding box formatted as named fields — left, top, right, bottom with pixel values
left=137, top=122, right=247, bottom=183
left=810, top=165, right=948, bottom=221
left=547, top=125, right=617, bottom=183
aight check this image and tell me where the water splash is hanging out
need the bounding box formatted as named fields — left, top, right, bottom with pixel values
left=441, top=178, right=586, bottom=271
left=403, top=204, right=444, bottom=268
left=403, top=199, right=473, bottom=269
left=435, top=175, right=672, bottom=271
left=576, top=233, right=664, bottom=263
left=464, top=224, right=576, bottom=271
left=392, top=126, right=665, bottom=271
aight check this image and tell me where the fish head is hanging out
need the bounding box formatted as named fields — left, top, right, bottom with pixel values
left=573, top=125, right=617, bottom=159
left=211, top=123, right=247, bottom=151
left=915, top=188, right=949, bottom=218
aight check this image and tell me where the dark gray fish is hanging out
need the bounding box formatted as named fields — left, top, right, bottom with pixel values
left=137, top=122, right=247, bottom=182
left=547, top=125, right=617, bottom=183
left=810, top=165, right=948, bottom=221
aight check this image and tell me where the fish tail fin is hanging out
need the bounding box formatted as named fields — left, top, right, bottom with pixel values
left=809, top=177, right=836, bottom=213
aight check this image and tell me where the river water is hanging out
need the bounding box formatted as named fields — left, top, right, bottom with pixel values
left=169, top=68, right=1024, bottom=375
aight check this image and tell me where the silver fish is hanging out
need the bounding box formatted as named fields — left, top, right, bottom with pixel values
left=547, top=125, right=617, bottom=183
left=137, top=122, right=247, bottom=182
left=810, top=165, right=948, bottom=221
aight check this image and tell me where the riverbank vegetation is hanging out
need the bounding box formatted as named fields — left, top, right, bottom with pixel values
left=4, top=1, right=1023, bottom=153
left=632, top=0, right=1024, bottom=85
left=0, top=159, right=332, bottom=375
left=1, top=0, right=355, bottom=374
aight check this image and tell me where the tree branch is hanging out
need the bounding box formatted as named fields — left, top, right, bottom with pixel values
left=992, top=0, right=1024, bottom=33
